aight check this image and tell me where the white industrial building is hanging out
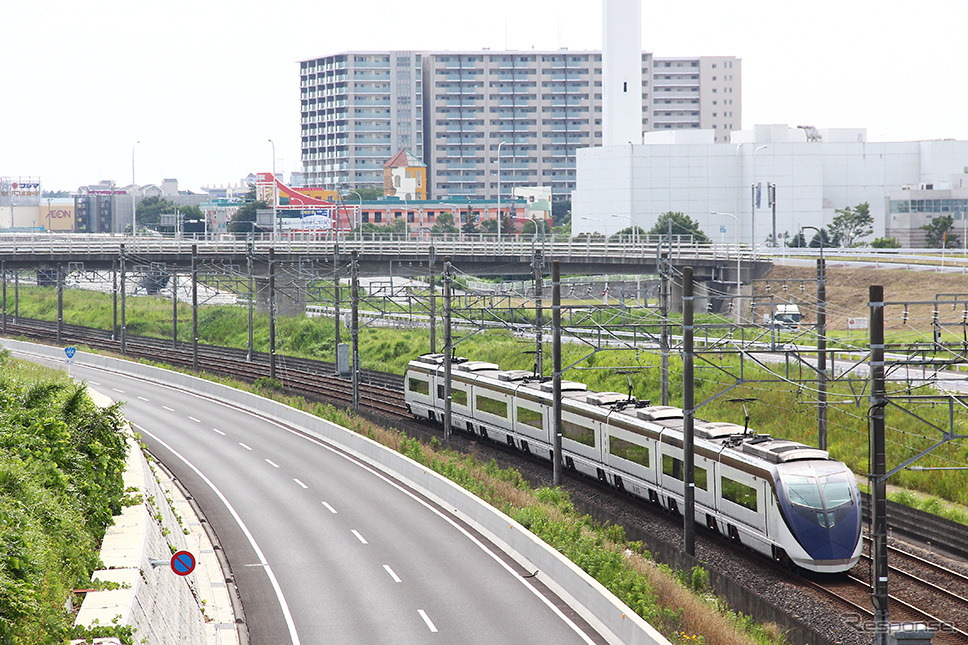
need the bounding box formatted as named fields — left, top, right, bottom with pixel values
left=572, top=124, right=968, bottom=246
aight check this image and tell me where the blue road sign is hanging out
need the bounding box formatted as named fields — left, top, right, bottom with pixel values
left=65, top=346, right=76, bottom=359
left=720, top=225, right=727, bottom=234
left=170, top=551, right=196, bottom=576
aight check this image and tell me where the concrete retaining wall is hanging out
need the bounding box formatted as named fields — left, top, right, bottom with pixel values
left=70, top=389, right=239, bottom=645
left=8, top=340, right=669, bottom=645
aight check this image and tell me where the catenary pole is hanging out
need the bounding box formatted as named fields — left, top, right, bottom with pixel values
left=869, top=285, right=889, bottom=644
left=552, top=261, right=562, bottom=486
left=683, top=267, right=695, bottom=556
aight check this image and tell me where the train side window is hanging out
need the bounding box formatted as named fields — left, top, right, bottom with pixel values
left=562, top=420, right=595, bottom=447
left=517, top=406, right=542, bottom=429
left=662, top=454, right=682, bottom=480
left=662, top=454, right=707, bottom=490
left=476, top=394, right=507, bottom=418
left=722, top=476, right=757, bottom=511
left=451, top=388, right=467, bottom=406
left=609, top=436, right=649, bottom=468
left=408, top=378, right=429, bottom=396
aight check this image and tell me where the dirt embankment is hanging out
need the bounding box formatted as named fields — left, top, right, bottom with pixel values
left=755, top=265, right=968, bottom=333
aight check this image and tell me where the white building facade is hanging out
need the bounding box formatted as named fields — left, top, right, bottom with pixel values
left=572, top=124, right=968, bottom=246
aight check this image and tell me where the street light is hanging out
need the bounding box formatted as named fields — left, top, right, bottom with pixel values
left=579, top=216, right=606, bottom=235
left=751, top=144, right=767, bottom=249
left=712, top=211, right=741, bottom=325
left=268, top=139, right=277, bottom=242
left=800, top=225, right=824, bottom=263
left=131, top=141, right=140, bottom=237
left=348, top=190, right=362, bottom=240
left=610, top=213, right=635, bottom=245
left=497, top=140, right=508, bottom=242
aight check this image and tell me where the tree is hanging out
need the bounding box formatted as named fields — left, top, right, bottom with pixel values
left=922, top=215, right=959, bottom=248
left=431, top=212, right=459, bottom=235
left=480, top=219, right=499, bottom=235
left=136, top=196, right=177, bottom=229
left=354, top=187, right=384, bottom=200
left=870, top=236, right=901, bottom=249
left=609, top=226, right=647, bottom=242
left=787, top=231, right=808, bottom=248
left=462, top=207, right=479, bottom=235
left=227, top=199, right=270, bottom=233
left=829, top=202, right=873, bottom=247
left=521, top=219, right=552, bottom=237
left=646, top=212, right=710, bottom=244
left=552, top=199, right=571, bottom=227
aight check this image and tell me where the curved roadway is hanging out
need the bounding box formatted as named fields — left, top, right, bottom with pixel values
left=13, top=346, right=608, bottom=645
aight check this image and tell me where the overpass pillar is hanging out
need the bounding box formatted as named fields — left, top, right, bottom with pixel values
left=253, top=271, right=308, bottom=316
left=669, top=279, right=718, bottom=315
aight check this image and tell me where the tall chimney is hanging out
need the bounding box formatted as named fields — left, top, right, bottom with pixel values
left=602, top=0, right=643, bottom=146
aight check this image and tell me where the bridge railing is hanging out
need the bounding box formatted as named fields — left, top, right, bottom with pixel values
left=0, top=232, right=762, bottom=263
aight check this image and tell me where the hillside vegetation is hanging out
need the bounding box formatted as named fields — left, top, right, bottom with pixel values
left=0, top=352, right=128, bottom=644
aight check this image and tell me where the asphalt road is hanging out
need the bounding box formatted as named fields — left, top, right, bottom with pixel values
left=15, top=347, right=608, bottom=645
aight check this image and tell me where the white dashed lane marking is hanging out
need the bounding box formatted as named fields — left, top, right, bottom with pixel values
left=383, top=565, right=401, bottom=583
left=417, top=610, right=438, bottom=633
left=188, top=416, right=201, bottom=423
left=351, top=530, right=368, bottom=545
left=321, top=502, right=337, bottom=514
left=293, top=479, right=308, bottom=489
left=239, top=443, right=253, bottom=451
left=162, top=406, right=175, bottom=412
left=265, top=459, right=279, bottom=468
left=213, top=429, right=226, bottom=436
left=137, top=396, right=150, bottom=402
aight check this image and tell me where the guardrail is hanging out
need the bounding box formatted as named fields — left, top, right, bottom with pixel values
left=0, top=232, right=755, bottom=263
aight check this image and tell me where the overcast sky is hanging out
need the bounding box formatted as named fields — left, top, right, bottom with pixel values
left=3, top=0, right=966, bottom=192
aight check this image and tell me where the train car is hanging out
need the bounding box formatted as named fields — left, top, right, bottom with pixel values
left=404, top=354, right=863, bottom=573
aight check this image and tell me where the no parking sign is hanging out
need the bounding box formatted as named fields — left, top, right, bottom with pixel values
left=170, top=551, right=196, bottom=576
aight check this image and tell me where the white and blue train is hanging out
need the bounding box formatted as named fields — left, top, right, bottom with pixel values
left=404, top=353, right=863, bottom=574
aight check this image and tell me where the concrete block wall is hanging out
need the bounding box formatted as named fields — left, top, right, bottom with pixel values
left=71, top=389, right=239, bottom=645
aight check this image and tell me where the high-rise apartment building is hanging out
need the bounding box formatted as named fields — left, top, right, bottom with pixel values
left=298, top=50, right=741, bottom=199
left=300, top=52, right=424, bottom=190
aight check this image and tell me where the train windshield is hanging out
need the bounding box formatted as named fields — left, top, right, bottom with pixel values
left=784, top=473, right=855, bottom=529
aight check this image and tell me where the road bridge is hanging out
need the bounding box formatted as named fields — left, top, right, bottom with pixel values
left=0, top=233, right=772, bottom=313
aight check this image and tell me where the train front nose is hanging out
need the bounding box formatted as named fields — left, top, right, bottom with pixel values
left=778, top=469, right=862, bottom=566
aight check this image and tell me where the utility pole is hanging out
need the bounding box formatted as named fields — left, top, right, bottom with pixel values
left=443, top=258, right=453, bottom=441
left=192, top=244, right=198, bottom=372
left=334, top=241, right=341, bottom=367
left=247, top=242, right=254, bottom=362
left=817, top=258, right=828, bottom=450
left=269, top=247, right=276, bottom=380
left=111, top=260, right=117, bottom=340
left=683, top=266, right=695, bottom=556
left=429, top=246, right=436, bottom=353
left=552, top=261, right=562, bottom=486
left=56, top=263, right=63, bottom=345
left=659, top=254, right=670, bottom=406
left=533, top=248, right=544, bottom=376
left=120, top=245, right=127, bottom=355
left=1, top=262, right=6, bottom=336
left=172, top=272, right=178, bottom=349
left=351, top=251, right=360, bottom=410
left=869, top=285, right=889, bottom=644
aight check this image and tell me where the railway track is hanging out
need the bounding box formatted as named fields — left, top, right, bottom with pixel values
left=2, top=317, right=408, bottom=417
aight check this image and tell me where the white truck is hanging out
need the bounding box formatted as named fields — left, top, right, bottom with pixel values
left=771, top=304, right=802, bottom=329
